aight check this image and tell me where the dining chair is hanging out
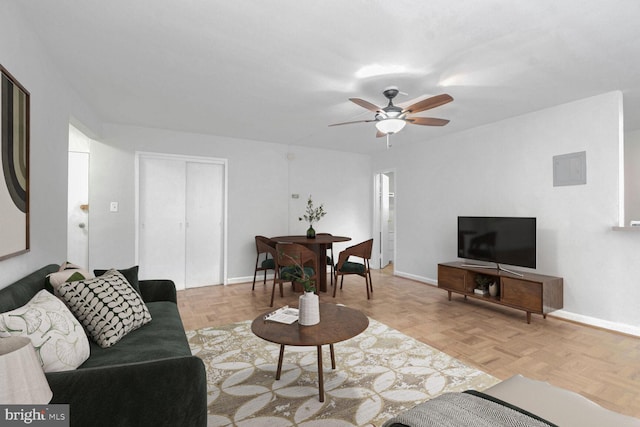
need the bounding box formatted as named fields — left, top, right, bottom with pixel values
left=252, top=236, right=277, bottom=290
left=333, top=238, right=374, bottom=299
left=316, top=233, right=335, bottom=287
left=272, top=243, right=318, bottom=307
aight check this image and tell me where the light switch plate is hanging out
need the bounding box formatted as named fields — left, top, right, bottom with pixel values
left=110, top=201, right=119, bottom=212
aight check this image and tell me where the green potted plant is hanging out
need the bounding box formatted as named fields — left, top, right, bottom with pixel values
left=281, top=263, right=316, bottom=293
left=474, top=274, right=493, bottom=295
left=298, top=195, right=326, bottom=238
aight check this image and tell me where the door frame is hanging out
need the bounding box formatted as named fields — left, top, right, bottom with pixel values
left=372, top=169, right=396, bottom=270
left=67, top=150, right=90, bottom=269
left=134, top=151, right=229, bottom=285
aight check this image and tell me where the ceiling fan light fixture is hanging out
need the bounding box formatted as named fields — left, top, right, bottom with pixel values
left=376, top=118, right=406, bottom=135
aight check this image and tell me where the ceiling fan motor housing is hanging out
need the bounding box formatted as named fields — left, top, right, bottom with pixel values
left=383, top=87, right=400, bottom=101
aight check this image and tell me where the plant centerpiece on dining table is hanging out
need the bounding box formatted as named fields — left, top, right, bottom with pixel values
left=279, top=249, right=320, bottom=325
left=299, top=195, right=326, bottom=238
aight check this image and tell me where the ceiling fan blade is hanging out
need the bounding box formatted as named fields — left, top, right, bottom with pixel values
left=376, top=130, right=386, bottom=138
left=328, top=119, right=375, bottom=127
left=402, top=94, right=453, bottom=114
left=397, top=94, right=429, bottom=109
left=406, top=117, right=450, bottom=126
left=349, top=98, right=382, bottom=112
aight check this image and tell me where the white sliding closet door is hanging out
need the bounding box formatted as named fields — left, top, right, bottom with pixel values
left=138, top=154, right=225, bottom=290
left=185, top=161, right=224, bottom=287
left=139, top=157, right=186, bottom=283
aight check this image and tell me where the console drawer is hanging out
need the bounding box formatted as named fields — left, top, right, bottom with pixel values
left=502, top=278, right=542, bottom=312
left=438, top=265, right=467, bottom=292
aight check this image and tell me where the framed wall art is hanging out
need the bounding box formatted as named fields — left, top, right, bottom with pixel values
left=0, top=65, right=30, bottom=260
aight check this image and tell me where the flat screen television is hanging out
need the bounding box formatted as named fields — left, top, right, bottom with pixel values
left=457, top=216, right=536, bottom=269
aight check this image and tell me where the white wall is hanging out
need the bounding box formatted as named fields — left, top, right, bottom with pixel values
left=0, top=2, right=101, bottom=287
left=286, top=146, right=373, bottom=252
left=89, top=124, right=371, bottom=283
left=625, top=129, right=640, bottom=223
left=373, top=91, right=640, bottom=334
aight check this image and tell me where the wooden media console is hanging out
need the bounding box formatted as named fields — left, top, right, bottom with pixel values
left=437, top=262, right=563, bottom=323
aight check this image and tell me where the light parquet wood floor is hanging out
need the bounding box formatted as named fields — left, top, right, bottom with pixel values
left=177, top=267, right=640, bottom=419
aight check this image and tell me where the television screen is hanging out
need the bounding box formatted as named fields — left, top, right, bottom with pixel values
left=457, top=216, right=536, bottom=268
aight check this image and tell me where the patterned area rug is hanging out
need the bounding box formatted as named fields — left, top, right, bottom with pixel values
left=187, top=318, right=499, bottom=427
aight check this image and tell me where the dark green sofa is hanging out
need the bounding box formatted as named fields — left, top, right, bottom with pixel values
left=0, top=264, right=207, bottom=427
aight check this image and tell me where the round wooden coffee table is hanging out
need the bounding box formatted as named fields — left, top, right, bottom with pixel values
left=251, top=303, right=368, bottom=402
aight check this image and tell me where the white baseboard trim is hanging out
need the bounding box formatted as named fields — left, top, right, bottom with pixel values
left=549, top=310, right=640, bottom=337
left=227, top=275, right=274, bottom=286
left=230, top=267, right=332, bottom=287
left=394, top=271, right=437, bottom=286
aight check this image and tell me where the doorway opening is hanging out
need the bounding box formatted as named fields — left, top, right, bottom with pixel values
left=67, top=124, right=91, bottom=269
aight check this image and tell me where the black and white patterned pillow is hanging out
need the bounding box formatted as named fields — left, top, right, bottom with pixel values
left=57, top=269, right=152, bottom=348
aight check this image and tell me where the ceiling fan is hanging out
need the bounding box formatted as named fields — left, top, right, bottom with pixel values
left=329, top=86, right=453, bottom=138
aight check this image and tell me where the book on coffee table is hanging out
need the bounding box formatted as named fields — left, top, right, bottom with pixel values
left=264, top=306, right=299, bottom=324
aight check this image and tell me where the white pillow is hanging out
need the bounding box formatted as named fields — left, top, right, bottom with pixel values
left=57, top=269, right=152, bottom=348
left=0, top=290, right=91, bottom=372
left=47, top=262, right=94, bottom=295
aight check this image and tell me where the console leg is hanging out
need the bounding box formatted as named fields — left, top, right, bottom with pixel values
left=526, top=312, right=531, bottom=324
left=447, top=291, right=452, bottom=301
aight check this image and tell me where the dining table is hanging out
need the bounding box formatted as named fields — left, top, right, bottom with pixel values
left=270, top=234, right=351, bottom=292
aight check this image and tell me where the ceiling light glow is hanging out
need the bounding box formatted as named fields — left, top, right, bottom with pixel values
left=355, top=63, right=408, bottom=79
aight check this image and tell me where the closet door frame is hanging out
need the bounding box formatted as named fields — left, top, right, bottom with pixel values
left=134, top=151, right=228, bottom=286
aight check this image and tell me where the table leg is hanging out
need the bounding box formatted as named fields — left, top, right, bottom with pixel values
left=330, top=344, right=336, bottom=369
left=316, top=345, right=324, bottom=402
left=316, top=244, right=328, bottom=292
left=276, top=344, right=285, bottom=380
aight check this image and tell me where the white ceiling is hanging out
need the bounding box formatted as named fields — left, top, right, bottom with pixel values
left=13, top=0, right=640, bottom=153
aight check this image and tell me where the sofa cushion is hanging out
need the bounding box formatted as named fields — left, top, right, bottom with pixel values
left=57, top=269, right=152, bottom=348
left=79, top=301, right=191, bottom=368
left=0, top=289, right=90, bottom=372
left=484, top=374, right=640, bottom=427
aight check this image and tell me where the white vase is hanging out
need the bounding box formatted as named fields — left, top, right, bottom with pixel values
left=299, top=291, right=320, bottom=326
left=489, top=282, right=498, bottom=297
